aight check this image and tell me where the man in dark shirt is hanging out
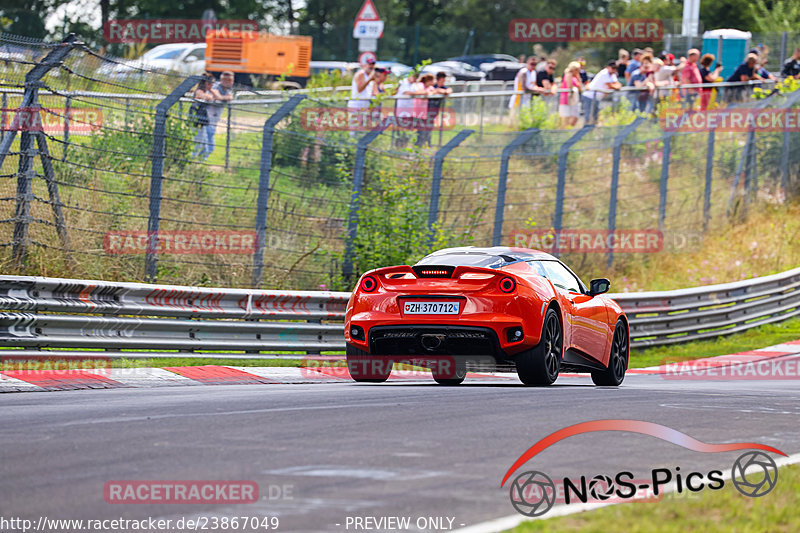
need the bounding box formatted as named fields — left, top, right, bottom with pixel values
left=535, top=60, right=557, bottom=95
left=782, top=47, right=800, bottom=79
left=726, top=54, right=760, bottom=102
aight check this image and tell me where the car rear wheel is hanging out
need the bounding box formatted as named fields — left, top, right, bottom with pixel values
left=432, top=359, right=467, bottom=386
left=591, top=320, right=628, bottom=386
left=516, top=308, right=562, bottom=386
left=346, top=344, right=392, bottom=383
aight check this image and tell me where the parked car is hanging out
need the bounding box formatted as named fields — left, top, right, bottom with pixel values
left=447, top=54, right=519, bottom=69
left=375, top=61, right=412, bottom=78
left=101, top=43, right=207, bottom=78
left=345, top=246, right=629, bottom=387
left=480, top=60, right=526, bottom=81
left=309, top=61, right=359, bottom=76
left=421, top=61, right=486, bottom=82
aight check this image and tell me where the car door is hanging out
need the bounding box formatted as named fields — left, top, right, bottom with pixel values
left=538, top=261, right=611, bottom=362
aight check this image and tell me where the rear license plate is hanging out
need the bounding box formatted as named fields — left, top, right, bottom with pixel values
left=403, top=301, right=459, bottom=315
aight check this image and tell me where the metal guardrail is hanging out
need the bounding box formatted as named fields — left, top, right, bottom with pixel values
left=2, top=268, right=800, bottom=356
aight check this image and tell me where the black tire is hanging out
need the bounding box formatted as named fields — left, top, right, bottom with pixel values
left=346, top=344, right=392, bottom=383
left=516, top=308, right=562, bottom=386
left=432, top=358, right=467, bottom=386
left=591, top=320, right=629, bottom=386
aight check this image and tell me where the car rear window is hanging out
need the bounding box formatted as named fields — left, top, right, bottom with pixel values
left=416, top=253, right=506, bottom=269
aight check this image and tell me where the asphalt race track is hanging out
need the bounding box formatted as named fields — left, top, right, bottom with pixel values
left=2, top=373, right=799, bottom=532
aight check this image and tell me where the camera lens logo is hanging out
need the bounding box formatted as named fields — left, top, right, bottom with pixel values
left=587, top=474, right=615, bottom=501
left=509, top=471, right=556, bottom=517
left=731, top=451, right=778, bottom=497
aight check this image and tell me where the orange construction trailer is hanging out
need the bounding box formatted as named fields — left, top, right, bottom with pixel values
left=205, top=30, right=312, bottom=87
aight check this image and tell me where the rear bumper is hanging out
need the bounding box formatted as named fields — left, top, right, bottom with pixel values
left=347, top=322, right=533, bottom=359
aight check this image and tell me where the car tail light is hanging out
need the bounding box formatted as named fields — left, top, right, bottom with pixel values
left=360, top=275, right=378, bottom=292
left=411, top=265, right=456, bottom=278
left=498, top=276, right=516, bottom=293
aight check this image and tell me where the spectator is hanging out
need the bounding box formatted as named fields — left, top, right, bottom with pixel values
left=781, top=47, right=800, bottom=79
left=582, top=60, right=621, bottom=124
left=652, top=57, right=685, bottom=101
left=191, top=74, right=214, bottom=160
left=536, top=55, right=549, bottom=71
left=698, top=53, right=723, bottom=110
left=627, top=49, right=643, bottom=83
left=349, top=57, right=376, bottom=113
left=508, top=56, right=544, bottom=113
left=577, top=57, right=589, bottom=85
left=394, top=71, right=418, bottom=147
left=203, top=71, right=234, bottom=159
left=536, top=59, right=558, bottom=96
left=627, top=57, right=654, bottom=112
left=558, top=61, right=582, bottom=127
left=726, top=53, right=761, bottom=101
left=409, top=73, right=437, bottom=147
left=643, top=47, right=654, bottom=57
left=757, top=59, right=776, bottom=80
left=617, top=49, right=630, bottom=80
left=372, top=67, right=389, bottom=96
left=424, top=71, right=452, bottom=143
left=680, top=48, right=702, bottom=108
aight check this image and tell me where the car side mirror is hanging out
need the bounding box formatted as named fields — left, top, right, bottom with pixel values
left=589, top=278, right=610, bottom=296
left=184, top=56, right=197, bottom=63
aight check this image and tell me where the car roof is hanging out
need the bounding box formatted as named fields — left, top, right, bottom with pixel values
left=424, top=246, right=558, bottom=262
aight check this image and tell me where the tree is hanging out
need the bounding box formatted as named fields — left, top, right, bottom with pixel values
left=750, top=0, right=800, bottom=32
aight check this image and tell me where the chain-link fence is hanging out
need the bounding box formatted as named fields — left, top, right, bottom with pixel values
left=2, top=33, right=800, bottom=291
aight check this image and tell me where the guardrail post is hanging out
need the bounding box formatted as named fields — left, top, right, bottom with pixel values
left=553, top=124, right=593, bottom=254
left=658, top=132, right=674, bottom=231
left=607, top=117, right=646, bottom=267
left=428, top=129, right=473, bottom=244
left=145, top=75, right=203, bottom=282
left=703, top=130, right=715, bottom=231
left=251, top=95, right=306, bottom=288
left=342, top=119, right=391, bottom=281
left=492, top=128, right=539, bottom=246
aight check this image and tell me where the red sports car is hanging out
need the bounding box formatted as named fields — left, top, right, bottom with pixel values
left=344, top=246, right=629, bottom=386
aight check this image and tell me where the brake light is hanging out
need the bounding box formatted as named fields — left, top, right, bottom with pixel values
left=360, top=275, right=378, bottom=292
left=499, top=277, right=516, bottom=293
left=420, top=270, right=449, bottom=276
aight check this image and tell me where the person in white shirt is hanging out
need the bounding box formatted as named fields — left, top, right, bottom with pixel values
left=348, top=57, right=376, bottom=111
left=582, top=60, right=621, bottom=124
left=509, top=56, right=546, bottom=113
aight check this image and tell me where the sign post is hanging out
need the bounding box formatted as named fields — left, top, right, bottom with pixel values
left=353, top=0, right=383, bottom=63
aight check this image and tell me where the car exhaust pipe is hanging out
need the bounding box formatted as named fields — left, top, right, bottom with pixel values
left=420, top=334, right=446, bottom=351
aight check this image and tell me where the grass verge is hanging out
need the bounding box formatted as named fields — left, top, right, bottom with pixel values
left=507, top=463, right=800, bottom=533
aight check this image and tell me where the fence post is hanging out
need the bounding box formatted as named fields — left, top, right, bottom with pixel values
left=658, top=132, right=674, bottom=231
left=703, top=130, right=715, bottom=231
left=342, top=120, right=391, bottom=281
left=0, top=34, right=77, bottom=170
left=428, top=129, right=473, bottom=244
left=727, top=128, right=755, bottom=219
left=3, top=35, right=77, bottom=267
left=145, top=75, right=203, bottom=282
left=1, top=92, right=7, bottom=144
left=492, top=128, right=538, bottom=246
left=780, top=32, right=788, bottom=69
left=62, top=95, right=71, bottom=162
left=34, top=132, right=72, bottom=259
left=225, top=102, right=232, bottom=169
left=553, top=124, right=593, bottom=254
left=251, top=95, right=306, bottom=288
left=607, top=117, right=646, bottom=267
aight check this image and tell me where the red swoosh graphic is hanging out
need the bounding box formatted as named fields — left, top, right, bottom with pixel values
left=501, top=419, right=786, bottom=487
